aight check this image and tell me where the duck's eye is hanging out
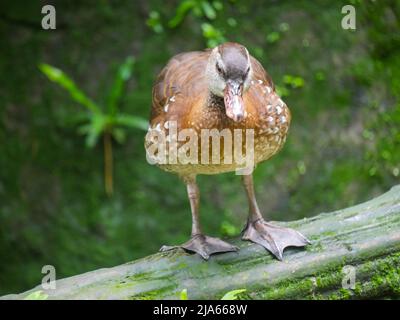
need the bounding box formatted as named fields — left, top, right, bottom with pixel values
left=216, top=63, right=223, bottom=74
left=245, top=67, right=250, bottom=75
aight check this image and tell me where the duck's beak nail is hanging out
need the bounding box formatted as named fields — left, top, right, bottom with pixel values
left=224, top=83, right=245, bottom=122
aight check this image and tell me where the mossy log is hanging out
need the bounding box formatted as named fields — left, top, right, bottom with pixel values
left=2, top=185, right=400, bottom=300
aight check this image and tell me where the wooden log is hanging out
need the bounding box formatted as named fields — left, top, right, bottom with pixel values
left=2, top=185, right=400, bottom=300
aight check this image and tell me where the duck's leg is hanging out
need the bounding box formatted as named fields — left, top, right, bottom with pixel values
left=241, top=174, right=310, bottom=260
left=160, top=176, right=238, bottom=260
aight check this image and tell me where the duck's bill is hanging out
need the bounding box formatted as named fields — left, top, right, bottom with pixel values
left=224, top=83, right=245, bottom=122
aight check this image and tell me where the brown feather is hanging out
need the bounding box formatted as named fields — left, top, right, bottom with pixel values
left=145, top=44, right=290, bottom=176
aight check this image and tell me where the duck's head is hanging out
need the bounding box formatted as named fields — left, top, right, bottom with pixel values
left=206, top=42, right=252, bottom=122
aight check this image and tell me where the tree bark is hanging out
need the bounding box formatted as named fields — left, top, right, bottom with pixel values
left=2, top=185, right=400, bottom=300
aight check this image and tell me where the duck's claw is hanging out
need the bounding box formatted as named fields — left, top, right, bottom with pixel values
left=160, top=234, right=238, bottom=260
left=242, top=219, right=310, bottom=260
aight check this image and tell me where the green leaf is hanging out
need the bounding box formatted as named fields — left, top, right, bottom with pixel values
left=85, top=129, right=101, bottom=148
left=111, top=128, right=126, bottom=144
left=221, top=221, right=239, bottom=237
left=201, top=23, right=217, bottom=37
left=107, top=56, right=135, bottom=116
left=266, top=31, right=280, bottom=44
left=180, top=289, right=188, bottom=300
left=221, top=289, right=246, bottom=300
left=114, top=114, right=148, bottom=131
left=78, top=114, right=108, bottom=148
left=201, top=1, right=216, bottom=20
left=168, top=0, right=196, bottom=28
left=212, top=1, right=223, bottom=11
left=24, top=290, right=49, bottom=300
left=146, top=11, right=164, bottom=33
left=201, top=23, right=225, bottom=48
left=283, top=74, right=304, bottom=88
left=39, top=64, right=100, bottom=114
left=275, top=84, right=290, bottom=97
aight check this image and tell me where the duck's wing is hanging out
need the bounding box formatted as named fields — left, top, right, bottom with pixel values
left=150, top=51, right=209, bottom=126
left=245, top=56, right=291, bottom=134
left=249, top=55, right=275, bottom=88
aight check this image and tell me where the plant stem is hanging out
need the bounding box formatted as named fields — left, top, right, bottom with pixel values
left=103, top=131, right=113, bottom=196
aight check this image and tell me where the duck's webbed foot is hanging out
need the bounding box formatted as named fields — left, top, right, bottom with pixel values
left=160, top=234, right=238, bottom=260
left=242, top=218, right=310, bottom=260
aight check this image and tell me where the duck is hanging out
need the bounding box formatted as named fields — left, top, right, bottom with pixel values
left=145, top=42, right=310, bottom=260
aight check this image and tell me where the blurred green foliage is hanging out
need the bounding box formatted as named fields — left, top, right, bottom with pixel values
left=0, top=0, right=399, bottom=295
left=39, top=59, right=147, bottom=195
left=39, top=59, right=147, bottom=147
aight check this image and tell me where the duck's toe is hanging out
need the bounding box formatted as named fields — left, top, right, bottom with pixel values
left=242, top=219, right=310, bottom=260
left=160, top=234, right=238, bottom=260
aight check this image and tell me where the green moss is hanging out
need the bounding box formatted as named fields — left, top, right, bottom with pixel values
left=369, top=253, right=400, bottom=295
left=127, top=271, right=154, bottom=281
left=339, top=288, right=353, bottom=299
left=176, top=262, right=189, bottom=270
left=217, top=255, right=272, bottom=275
left=246, top=252, right=400, bottom=300
left=320, top=231, right=337, bottom=238
left=114, top=280, right=136, bottom=289
left=305, top=241, right=324, bottom=252
left=114, top=271, right=175, bottom=290
left=256, top=277, right=316, bottom=300
left=128, top=285, right=177, bottom=300
left=329, top=253, right=400, bottom=299
left=353, top=283, right=363, bottom=296
left=315, top=271, right=342, bottom=289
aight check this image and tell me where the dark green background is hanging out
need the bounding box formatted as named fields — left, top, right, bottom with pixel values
left=0, top=0, right=399, bottom=295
